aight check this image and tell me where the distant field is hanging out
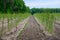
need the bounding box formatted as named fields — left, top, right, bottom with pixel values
left=0, top=13, right=31, bottom=37
left=34, top=13, right=60, bottom=33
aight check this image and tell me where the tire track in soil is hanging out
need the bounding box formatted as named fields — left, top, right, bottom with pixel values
left=54, top=21, right=60, bottom=39
left=17, top=16, right=60, bottom=40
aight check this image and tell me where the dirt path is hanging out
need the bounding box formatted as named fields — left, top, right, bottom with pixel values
left=17, top=16, right=59, bottom=40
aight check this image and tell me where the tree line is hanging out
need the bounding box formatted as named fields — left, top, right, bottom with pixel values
left=31, top=8, right=60, bottom=14
left=0, top=0, right=30, bottom=13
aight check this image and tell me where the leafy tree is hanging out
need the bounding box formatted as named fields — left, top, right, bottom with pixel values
left=26, top=6, right=30, bottom=13
left=0, top=0, right=28, bottom=13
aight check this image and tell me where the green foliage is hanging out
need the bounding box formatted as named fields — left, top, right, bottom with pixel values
left=31, top=8, right=60, bottom=14
left=13, top=0, right=26, bottom=12
left=26, top=6, right=31, bottom=13
left=0, top=0, right=30, bottom=13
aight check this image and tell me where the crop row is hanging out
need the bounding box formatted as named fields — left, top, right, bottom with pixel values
left=0, top=13, right=31, bottom=37
left=34, top=13, right=60, bottom=33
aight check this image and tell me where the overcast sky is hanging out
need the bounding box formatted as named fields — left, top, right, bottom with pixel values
left=23, top=0, right=60, bottom=8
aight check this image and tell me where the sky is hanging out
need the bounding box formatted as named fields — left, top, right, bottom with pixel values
left=23, top=0, right=60, bottom=8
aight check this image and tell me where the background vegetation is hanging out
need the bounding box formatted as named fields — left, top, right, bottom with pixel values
left=31, top=8, right=60, bottom=14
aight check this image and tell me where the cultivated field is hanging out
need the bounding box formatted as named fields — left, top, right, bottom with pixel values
left=0, top=13, right=31, bottom=40
left=0, top=13, right=60, bottom=40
